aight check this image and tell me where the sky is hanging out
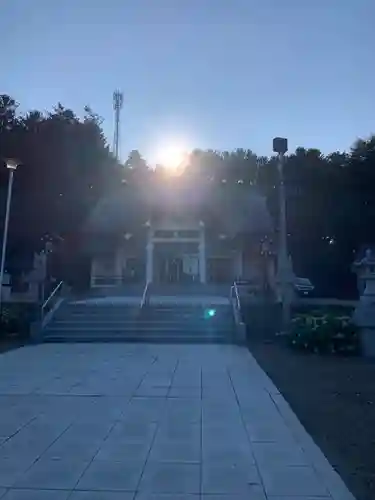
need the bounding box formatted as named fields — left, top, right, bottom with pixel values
left=3, top=0, right=375, bottom=162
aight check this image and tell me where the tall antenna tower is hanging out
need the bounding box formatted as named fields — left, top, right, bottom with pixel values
left=113, top=90, right=123, bottom=161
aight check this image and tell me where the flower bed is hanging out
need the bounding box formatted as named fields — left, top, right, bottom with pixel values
left=288, top=312, right=360, bottom=355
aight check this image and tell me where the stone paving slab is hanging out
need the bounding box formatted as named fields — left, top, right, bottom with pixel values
left=0, top=343, right=356, bottom=499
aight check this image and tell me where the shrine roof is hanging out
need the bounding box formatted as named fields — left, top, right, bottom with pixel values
left=84, top=181, right=273, bottom=235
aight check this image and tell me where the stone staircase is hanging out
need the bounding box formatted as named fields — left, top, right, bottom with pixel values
left=149, top=283, right=230, bottom=297
left=42, top=301, right=238, bottom=344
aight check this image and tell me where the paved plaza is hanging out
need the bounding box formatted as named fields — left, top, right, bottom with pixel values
left=0, top=343, right=355, bottom=499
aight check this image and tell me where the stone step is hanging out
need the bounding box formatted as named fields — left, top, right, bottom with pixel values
left=44, top=326, right=231, bottom=334
left=54, top=310, right=232, bottom=322
left=43, top=335, right=235, bottom=344
left=43, top=301, right=236, bottom=344
left=63, top=304, right=230, bottom=311
left=44, top=326, right=234, bottom=335
left=53, top=311, right=232, bottom=319
left=48, top=320, right=234, bottom=328
left=55, top=310, right=230, bottom=318
left=148, top=284, right=230, bottom=296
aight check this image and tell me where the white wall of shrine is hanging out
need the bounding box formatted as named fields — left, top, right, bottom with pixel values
left=89, top=215, right=272, bottom=287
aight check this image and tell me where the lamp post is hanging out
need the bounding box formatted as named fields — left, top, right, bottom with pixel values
left=41, top=238, right=53, bottom=304
left=272, top=138, right=290, bottom=329
left=0, top=159, right=19, bottom=311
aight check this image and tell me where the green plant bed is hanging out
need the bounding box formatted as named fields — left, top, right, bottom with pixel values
left=0, top=303, right=38, bottom=340
left=292, top=304, right=355, bottom=317
left=288, top=312, right=360, bottom=355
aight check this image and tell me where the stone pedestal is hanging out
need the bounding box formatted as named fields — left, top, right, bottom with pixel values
left=146, top=242, right=153, bottom=283
left=353, top=251, right=375, bottom=358
left=275, top=255, right=296, bottom=303
left=359, top=328, right=375, bottom=358
left=30, top=321, right=42, bottom=343
left=198, top=230, right=206, bottom=284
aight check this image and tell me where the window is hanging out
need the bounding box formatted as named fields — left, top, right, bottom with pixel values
left=154, top=230, right=174, bottom=238
left=154, top=230, right=199, bottom=238
left=178, top=230, right=199, bottom=238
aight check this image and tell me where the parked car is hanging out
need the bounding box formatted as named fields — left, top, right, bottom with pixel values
left=294, top=277, right=314, bottom=296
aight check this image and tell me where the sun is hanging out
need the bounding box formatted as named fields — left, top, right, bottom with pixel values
left=155, top=143, right=188, bottom=174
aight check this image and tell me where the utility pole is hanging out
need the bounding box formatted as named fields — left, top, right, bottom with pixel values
left=0, top=159, right=19, bottom=311
left=273, top=137, right=291, bottom=330
left=113, top=90, right=123, bottom=162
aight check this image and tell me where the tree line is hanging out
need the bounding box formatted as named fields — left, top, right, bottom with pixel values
left=1, top=94, right=374, bottom=297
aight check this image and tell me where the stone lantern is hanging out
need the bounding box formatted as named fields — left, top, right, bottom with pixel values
left=260, top=237, right=277, bottom=299
left=353, top=248, right=375, bottom=357
left=275, top=253, right=295, bottom=304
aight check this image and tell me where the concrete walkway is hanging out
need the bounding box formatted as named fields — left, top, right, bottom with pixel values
left=0, top=344, right=355, bottom=500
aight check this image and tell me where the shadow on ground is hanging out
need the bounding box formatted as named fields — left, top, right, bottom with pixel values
left=248, top=338, right=375, bottom=500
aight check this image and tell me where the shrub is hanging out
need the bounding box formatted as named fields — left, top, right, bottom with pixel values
left=0, top=304, right=37, bottom=340
left=288, top=313, right=360, bottom=355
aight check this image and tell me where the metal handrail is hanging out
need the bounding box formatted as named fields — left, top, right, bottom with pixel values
left=231, top=282, right=241, bottom=316
left=230, top=281, right=246, bottom=343
left=140, top=280, right=150, bottom=309
left=41, top=280, right=63, bottom=318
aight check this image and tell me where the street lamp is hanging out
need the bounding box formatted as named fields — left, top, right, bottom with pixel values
left=272, top=138, right=291, bottom=329
left=0, top=159, right=19, bottom=310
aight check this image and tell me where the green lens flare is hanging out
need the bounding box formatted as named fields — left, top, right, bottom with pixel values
left=204, top=308, right=216, bottom=319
